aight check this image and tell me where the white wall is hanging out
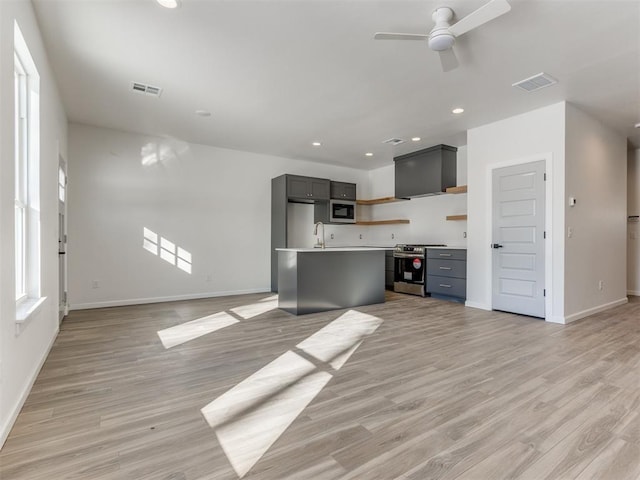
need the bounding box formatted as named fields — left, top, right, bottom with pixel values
left=628, top=149, right=640, bottom=295
left=466, top=102, right=566, bottom=320
left=564, top=104, right=628, bottom=320
left=67, top=124, right=370, bottom=309
left=0, top=0, right=68, bottom=447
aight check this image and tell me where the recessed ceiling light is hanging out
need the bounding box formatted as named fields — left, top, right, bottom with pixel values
left=157, top=0, right=180, bottom=8
left=365, top=152, right=373, bottom=157
left=452, top=108, right=465, bottom=114
left=312, top=142, right=321, bottom=147
left=195, top=110, right=211, bottom=117
left=411, top=137, right=421, bottom=142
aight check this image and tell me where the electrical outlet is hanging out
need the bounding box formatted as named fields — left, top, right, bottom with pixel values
left=568, top=226, right=573, bottom=238
left=359, top=234, right=363, bottom=239
left=330, top=233, right=334, bottom=239
left=92, top=280, right=99, bottom=289
left=391, top=233, right=395, bottom=240
left=463, top=231, right=467, bottom=239
left=598, top=280, right=604, bottom=291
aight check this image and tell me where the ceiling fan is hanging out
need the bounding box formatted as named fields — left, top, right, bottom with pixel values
left=374, top=0, right=511, bottom=72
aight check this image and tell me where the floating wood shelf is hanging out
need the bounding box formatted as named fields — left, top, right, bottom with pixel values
left=445, top=185, right=468, bottom=194
left=356, top=197, right=409, bottom=205
left=446, top=215, right=468, bottom=221
left=356, top=219, right=410, bottom=226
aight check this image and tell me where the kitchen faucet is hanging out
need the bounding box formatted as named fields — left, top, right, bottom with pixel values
left=313, top=221, right=325, bottom=249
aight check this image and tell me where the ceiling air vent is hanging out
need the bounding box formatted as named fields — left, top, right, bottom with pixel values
left=512, top=72, right=557, bottom=92
left=383, top=138, right=405, bottom=146
left=131, top=81, right=163, bottom=97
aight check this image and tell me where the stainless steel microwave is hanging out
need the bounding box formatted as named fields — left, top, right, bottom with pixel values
left=329, top=199, right=356, bottom=223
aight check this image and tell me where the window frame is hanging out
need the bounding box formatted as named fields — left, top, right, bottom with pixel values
left=14, top=52, right=29, bottom=304
left=14, top=21, right=45, bottom=330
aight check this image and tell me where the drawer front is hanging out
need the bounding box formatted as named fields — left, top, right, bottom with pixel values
left=426, top=258, right=466, bottom=278
left=427, top=275, right=466, bottom=298
left=426, top=248, right=467, bottom=260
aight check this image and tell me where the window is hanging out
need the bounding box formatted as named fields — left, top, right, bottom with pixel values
left=14, top=53, right=28, bottom=300
left=14, top=21, right=43, bottom=323
left=58, top=166, right=66, bottom=203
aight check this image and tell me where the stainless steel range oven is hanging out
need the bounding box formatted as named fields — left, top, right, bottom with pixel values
left=394, top=244, right=446, bottom=296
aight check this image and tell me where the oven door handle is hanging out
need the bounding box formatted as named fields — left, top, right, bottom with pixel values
left=393, top=254, right=425, bottom=259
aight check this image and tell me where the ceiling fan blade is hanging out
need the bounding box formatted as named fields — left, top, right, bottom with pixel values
left=374, top=32, right=429, bottom=41
left=448, top=0, right=511, bottom=37
left=438, top=49, right=459, bottom=72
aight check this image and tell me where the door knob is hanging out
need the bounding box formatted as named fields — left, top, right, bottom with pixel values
left=492, top=243, right=504, bottom=249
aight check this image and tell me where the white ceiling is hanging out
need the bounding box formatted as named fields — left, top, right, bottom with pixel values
left=32, top=0, right=640, bottom=170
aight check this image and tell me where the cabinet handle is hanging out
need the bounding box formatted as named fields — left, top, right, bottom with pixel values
left=439, top=266, right=452, bottom=270
left=439, top=284, right=452, bottom=288
left=439, top=253, right=452, bottom=257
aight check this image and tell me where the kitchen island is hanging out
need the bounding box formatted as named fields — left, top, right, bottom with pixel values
left=276, top=247, right=387, bottom=315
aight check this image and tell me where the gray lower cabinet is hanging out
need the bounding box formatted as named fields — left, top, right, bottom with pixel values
left=385, top=250, right=394, bottom=290
left=426, top=248, right=466, bottom=303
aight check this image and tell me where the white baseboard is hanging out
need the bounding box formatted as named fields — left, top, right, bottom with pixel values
left=0, top=328, right=58, bottom=449
left=545, top=315, right=567, bottom=324
left=464, top=301, right=491, bottom=311
left=627, top=290, right=640, bottom=297
left=464, top=297, right=630, bottom=324
left=562, top=297, right=629, bottom=324
left=69, top=288, right=271, bottom=311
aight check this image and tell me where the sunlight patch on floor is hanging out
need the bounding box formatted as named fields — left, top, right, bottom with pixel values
left=157, top=312, right=238, bottom=349
left=200, top=309, right=384, bottom=478
left=297, top=309, right=384, bottom=369
left=201, top=350, right=332, bottom=478
left=230, top=295, right=279, bottom=320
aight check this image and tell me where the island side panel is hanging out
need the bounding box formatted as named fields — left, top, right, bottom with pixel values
left=278, top=250, right=300, bottom=313
left=278, top=250, right=385, bottom=315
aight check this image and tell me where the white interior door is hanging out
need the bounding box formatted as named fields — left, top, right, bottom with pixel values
left=492, top=160, right=545, bottom=318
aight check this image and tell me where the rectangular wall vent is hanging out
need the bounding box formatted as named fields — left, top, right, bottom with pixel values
left=383, top=138, right=405, bottom=146
left=512, top=72, right=557, bottom=92
left=131, top=81, right=163, bottom=97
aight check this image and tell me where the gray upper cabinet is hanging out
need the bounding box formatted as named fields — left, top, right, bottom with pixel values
left=287, top=175, right=330, bottom=202
left=394, top=144, right=457, bottom=198
left=330, top=181, right=356, bottom=201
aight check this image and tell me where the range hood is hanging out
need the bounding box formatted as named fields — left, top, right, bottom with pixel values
left=394, top=144, right=457, bottom=198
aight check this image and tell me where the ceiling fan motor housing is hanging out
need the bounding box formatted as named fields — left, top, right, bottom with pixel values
left=429, top=7, right=455, bottom=51
left=428, top=30, right=455, bottom=51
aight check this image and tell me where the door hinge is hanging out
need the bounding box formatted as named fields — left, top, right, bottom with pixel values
left=544, top=173, right=547, bottom=181
left=543, top=231, right=546, bottom=239
left=543, top=289, right=546, bottom=297
left=63, top=292, right=67, bottom=304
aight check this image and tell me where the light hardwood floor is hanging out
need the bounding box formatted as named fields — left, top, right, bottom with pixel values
left=1, top=292, right=639, bottom=479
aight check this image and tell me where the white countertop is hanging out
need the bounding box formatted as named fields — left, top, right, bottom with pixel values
left=426, top=245, right=467, bottom=250
left=276, top=247, right=390, bottom=253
